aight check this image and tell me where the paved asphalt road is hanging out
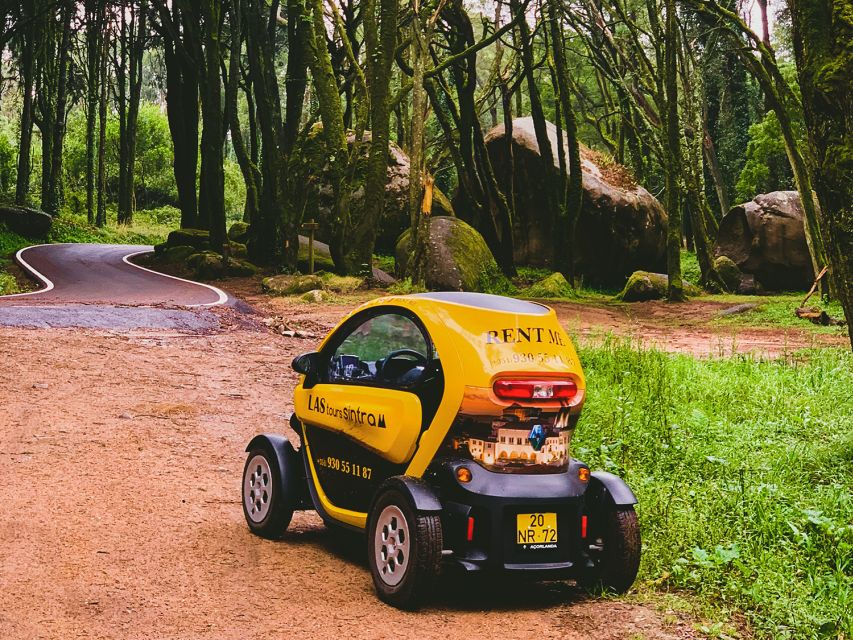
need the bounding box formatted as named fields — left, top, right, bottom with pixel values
left=0, top=243, right=227, bottom=329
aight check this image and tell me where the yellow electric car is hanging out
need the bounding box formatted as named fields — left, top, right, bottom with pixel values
left=242, top=292, right=640, bottom=608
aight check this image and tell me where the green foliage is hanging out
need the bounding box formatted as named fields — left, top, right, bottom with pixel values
left=575, top=341, right=853, bottom=638
left=0, top=271, right=19, bottom=295
left=48, top=212, right=172, bottom=246
left=735, top=112, right=792, bottom=201
left=681, top=250, right=701, bottom=286
left=63, top=102, right=177, bottom=211
left=387, top=277, right=427, bottom=294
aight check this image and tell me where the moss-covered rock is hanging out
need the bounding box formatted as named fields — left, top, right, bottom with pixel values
left=226, top=258, right=258, bottom=277
left=262, top=274, right=325, bottom=295
left=300, top=288, right=334, bottom=303
left=714, top=255, right=742, bottom=292
left=186, top=251, right=258, bottom=279
left=167, top=228, right=210, bottom=251
left=228, top=242, right=248, bottom=259
left=228, top=221, right=250, bottom=243
left=616, top=270, right=702, bottom=302
left=395, top=216, right=512, bottom=292
left=297, top=235, right=336, bottom=272
left=523, top=272, right=575, bottom=298
left=187, top=251, right=225, bottom=279
left=319, top=272, right=364, bottom=293
left=162, top=245, right=196, bottom=264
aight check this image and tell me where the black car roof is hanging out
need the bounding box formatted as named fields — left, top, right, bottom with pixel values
left=408, top=292, right=550, bottom=315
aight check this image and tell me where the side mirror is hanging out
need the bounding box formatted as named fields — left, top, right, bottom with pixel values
left=292, top=351, right=321, bottom=375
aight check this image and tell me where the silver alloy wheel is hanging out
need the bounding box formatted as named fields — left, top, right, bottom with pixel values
left=244, top=454, right=273, bottom=523
left=374, top=505, right=410, bottom=587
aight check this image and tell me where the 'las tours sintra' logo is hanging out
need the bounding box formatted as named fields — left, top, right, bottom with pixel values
left=307, top=394, right=387, bottom=428
left=484, top=326, right=565, bottom=346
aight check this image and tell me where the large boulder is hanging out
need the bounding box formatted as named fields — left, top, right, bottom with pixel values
left=166, top=228, right=210, bottom=251
left=0, top=206, right=53, bottom=238
left=291, top=126, right=454, bottom=255
left=616, top=271, right=702, bottom=302
left=476, top=117, right=667, bottom=286
left=714, top=191, right=814, bottom=290
left=395, top=216, right=510, bottom=292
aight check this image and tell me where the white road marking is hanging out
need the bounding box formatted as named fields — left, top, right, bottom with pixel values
left=122, top=249, right=228, bottom=307
left=0, top=243, right=62, bottom=298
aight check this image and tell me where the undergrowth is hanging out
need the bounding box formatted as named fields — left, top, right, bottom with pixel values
left=574, top=340, right=852, bottom=639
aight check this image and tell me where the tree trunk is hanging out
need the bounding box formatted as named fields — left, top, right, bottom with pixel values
left=347, top=0, right=398, bottom=272
left=15, top=5, right=35, bottom=207
left=788, top=0, right=853, bottom=348
left=96, top=19, right=110, bottom=227
left=664, top=0, right=685, bottom=301
left=198, top=0, right=227, bottom=250
left=84, top=0, right=101, bottom=223
left=226, top=0, right=261, bottom=224
left=407, top=11, right=431, bottom=285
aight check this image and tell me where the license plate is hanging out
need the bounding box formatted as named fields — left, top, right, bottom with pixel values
left=516, top=512, right=558, bottom=545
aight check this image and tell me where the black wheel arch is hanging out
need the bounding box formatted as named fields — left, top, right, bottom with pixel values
left=588, top=471, right=638, bottom=507
left=372, top=475, right=443, bottom=514
left=245, top=433, right=300, bottom=511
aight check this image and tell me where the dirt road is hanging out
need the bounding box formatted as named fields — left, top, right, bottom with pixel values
left=0, top=309, right=700, bottom=640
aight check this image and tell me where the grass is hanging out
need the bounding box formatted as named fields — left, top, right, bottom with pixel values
left=574, top=339, right=852, bottom=639
left=707, top=293, right=846, bottom=332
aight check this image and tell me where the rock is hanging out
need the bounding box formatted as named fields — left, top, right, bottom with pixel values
left=291, top=126, right=454, bottom=254
left=166, top=228, right=210, bottom=251
left=718, top=303, right=759, bottom=316
left=478, top=117, right=667, bottom=286
left=371, top=266, right=397, bottom=285
left=153, top=242, right=168, bottom=255
left=736, top=274, right=763, bottom=295
left=225, top=258, right=258, bottom=277
left=262, top=274, right=325, bottom=295
left=297, top=235, right=336, bottom=272
left=616, top=271, right=702, bottom=302
left=187, top=251, right=226, bottom=279
left=523, top=272, right=574, bottom=298
left=162, top=245, right=196, bottom=264
left=320, top=273, right=364, bottom=293
left=300, top=289, right=333, bottom=303
left=228, top=242, right=248, bottom=259
left=714, top=191, right=814, bottom=290
left=228, top=221, right=250, bottom=243
left=0, top=206, right=53, bottom=238
left=395, top=216, right=511, bottom=292
left=713, top=255, right=742, bottom=292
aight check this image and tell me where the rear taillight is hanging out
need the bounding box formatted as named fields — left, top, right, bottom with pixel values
left=493, top=379, right=578, bottom=402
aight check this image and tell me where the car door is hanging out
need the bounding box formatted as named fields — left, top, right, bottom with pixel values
left=294, top=309, right=438, bottom=513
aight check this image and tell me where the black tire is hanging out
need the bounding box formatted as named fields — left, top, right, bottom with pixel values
left=241, top=444, right=295, bottom=539
left=579, top=506, right=641, bottom=594
left=366, top=488, right=442, bottom=609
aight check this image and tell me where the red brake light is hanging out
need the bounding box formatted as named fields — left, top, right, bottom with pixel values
left=493, top=379, right=578, bottom=401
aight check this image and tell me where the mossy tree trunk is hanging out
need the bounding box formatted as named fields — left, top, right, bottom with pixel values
left=15, top=2, right=35, bottom=207
left=788, top=0, right=853, bottom=349
left=664, top=0, right=685, bottom=301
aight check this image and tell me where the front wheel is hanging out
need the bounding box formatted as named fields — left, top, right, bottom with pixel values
left=579, top=506, right=641, bottom=594
left=242, top=444, right=296, bottom=539
left=367, top=488, right=442, bottom=609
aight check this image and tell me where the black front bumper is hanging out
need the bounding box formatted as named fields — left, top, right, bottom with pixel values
left=425, top=458, right=594, bottom=575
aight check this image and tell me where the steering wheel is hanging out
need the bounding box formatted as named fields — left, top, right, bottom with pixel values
left=377, top=349, right=427, bottom=378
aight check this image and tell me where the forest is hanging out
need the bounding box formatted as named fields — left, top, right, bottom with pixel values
left=0, top=0, right=850, bottom=343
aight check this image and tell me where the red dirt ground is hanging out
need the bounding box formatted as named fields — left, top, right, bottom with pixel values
left=4, top=280, right=841, bottom=639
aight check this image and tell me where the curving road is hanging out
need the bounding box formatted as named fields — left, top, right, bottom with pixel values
left=0, top=244, right=228, bottom=329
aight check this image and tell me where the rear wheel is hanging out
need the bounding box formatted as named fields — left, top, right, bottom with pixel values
left=242, top=444, right=296, bottom=538
left=367, top=488, right=442, bottom=609
left=580, top=506, right=641, bottom=594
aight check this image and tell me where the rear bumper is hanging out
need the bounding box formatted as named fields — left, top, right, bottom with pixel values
left=426, top=458, right=595, bottom=575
